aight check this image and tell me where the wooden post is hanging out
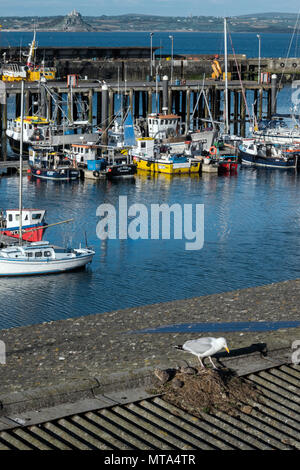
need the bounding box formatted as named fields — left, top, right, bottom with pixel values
left=134, top=90, right=140, bottom=119
left=88, top=89, right=93, bottom=124
left=148, top=88, right=153, bottom=115
left=240, top=91, right=246, bottom=137
left=129, top=88, right=134, bottom=115
left=259, top=88, right=263, bottom=121
left=109, top=89, right=114, bottom=127
left=96, top=91, right=102, bottom=126
left=181, top=90, right=186, bottom=124
left=233, top=91, right=239, bottom=135
left=25, top=90, right=30, bottom=116
left=186, top=88, right=191, bottom=133
left=168, top=87, right=172, bottom=114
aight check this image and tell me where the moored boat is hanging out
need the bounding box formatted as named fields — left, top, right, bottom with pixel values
left=0, top=241, right=95, bottom=277
left=29, top=146, right=80, bottom=181
left=239, top=140, right=299, bottom=169
left=0, top=79, right=95, bottom=277
left=218, top=155, right=239, bottom=173
left=0, top=209, right=46, bottom=243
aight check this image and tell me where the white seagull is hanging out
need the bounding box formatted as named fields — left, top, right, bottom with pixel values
left=175, top=337, right=230, bottom=369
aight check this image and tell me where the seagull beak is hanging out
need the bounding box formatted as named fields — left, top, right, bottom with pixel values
left=225, top=347, right=230, bottom=353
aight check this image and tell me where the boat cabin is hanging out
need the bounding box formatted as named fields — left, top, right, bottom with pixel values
left=2, top=209, right=45, bottom=230
left=132, top=138, right=155, bottom=159
left=8, top=116, right=51, bottom=143
left=69, top=144, right=100, bottom=165
left=147, top=113, right=181, bottom=140
left=0, top=242, right=54, bottom=260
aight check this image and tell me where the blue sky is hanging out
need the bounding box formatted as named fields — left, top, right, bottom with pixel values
left=1, top=0, right=299, bottom=17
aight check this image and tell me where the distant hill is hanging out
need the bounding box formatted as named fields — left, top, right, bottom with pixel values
left=0, top=11, right=298, bottom=33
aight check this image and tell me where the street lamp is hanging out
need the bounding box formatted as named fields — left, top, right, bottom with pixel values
left=169, top=35, right=174, bottom=85
left=257, top=34, right=261, bottom=84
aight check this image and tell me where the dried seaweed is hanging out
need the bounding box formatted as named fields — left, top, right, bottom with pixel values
left=151, top=367, right=261, bottom=416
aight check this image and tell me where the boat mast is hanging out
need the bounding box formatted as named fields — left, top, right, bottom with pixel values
left=26, top=28, right=36, bottom=70
left=18, top=80, right=24, bottom=245
left=224, top=17, right=229, bottom=135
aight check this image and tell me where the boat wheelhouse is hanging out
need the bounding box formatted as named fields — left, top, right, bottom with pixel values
left=66, top=143, right=100, bottom=166
left=0, top=209, right=46, bottom=243
left=147, top=113, right=181, bottom=140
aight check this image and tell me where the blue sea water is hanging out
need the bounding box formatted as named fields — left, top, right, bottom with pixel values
left=0, top=31, right=300, bottom=331
left=1, top=31, right=299, bottom=58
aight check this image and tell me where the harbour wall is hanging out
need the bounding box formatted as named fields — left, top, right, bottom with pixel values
left=56, top=57, right=300, bottom=82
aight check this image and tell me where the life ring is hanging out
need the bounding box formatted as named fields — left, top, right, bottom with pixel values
left=209, top=146, right=217, bottom=156
left=93, top=170, right=100, bottom=177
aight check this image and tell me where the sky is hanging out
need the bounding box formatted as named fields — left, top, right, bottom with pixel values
left=0, top=0, right=299, bottom=17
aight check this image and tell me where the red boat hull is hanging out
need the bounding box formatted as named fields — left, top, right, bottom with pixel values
left=2, top=225, right=45, bottom=243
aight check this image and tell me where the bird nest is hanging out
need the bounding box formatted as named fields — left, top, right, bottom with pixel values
left=150, top=367, right=261, bottom=417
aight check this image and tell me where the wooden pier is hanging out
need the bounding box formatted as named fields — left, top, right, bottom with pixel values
left=0, top=77, right=277, bottom=152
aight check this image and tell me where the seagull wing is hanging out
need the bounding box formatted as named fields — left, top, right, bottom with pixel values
left=183, top=338, right=215, bottom=355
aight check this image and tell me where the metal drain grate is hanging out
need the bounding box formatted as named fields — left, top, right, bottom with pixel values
left=0, top=364, right=299, bottom=450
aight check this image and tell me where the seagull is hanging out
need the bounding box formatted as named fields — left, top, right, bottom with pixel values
left=175, top=337, right=230, bottom=369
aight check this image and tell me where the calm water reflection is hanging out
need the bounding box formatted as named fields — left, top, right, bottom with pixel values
left=0, top=167, right=300, bottom=329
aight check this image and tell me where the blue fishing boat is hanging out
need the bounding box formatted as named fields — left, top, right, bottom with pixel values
left=239, top=140, right=299, bottom=169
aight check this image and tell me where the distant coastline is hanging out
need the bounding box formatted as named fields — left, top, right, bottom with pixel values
left=0, top=11, right=299, bottom=34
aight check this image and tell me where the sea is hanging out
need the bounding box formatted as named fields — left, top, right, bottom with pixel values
left=0, top=32, right=299, bottom=330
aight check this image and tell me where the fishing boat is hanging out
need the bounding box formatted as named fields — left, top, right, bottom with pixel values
left=218, top=155, right=239, bottom=173
left=6, top=76, right=99, bottom=156
left=105, top=153, right=137, bottom=179
left=29, top=146, right=80, bottom=181
left=6, top=115, right=99, bottom=156
left=239, top=140, right=299, bottom=169
left=0, top=80, right=95, bottom=277
left=132, top=138, right=201, bottom=174
left=1, top=30, right=56, bottom=82
left=250, top=118, right=300, bottom=145
left=0, top=209, right=46, bottom=243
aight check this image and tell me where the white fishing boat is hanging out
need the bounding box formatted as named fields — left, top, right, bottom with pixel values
left=0, top=242, right=95, bottom=276
left=0, top=80, right=95, bottom=277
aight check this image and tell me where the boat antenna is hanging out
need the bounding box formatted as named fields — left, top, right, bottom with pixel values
left=18, top=80, right=24, bottom=246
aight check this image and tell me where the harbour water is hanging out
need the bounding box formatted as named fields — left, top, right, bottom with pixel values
left=1, top=166, right=300, bottom=330
left=0, top=32, right=299, bottom=331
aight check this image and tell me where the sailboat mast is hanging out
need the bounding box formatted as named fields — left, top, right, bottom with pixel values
left=18, top=80, right=24, bottom=245
left=224, top=17, right=229, bottom=135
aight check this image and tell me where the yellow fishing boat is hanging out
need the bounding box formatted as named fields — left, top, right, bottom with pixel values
left=1, top=30, right=56, bottom=82
left=132, top=138, right=201, bottom=175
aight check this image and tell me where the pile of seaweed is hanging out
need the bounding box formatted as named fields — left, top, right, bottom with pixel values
left=150, top=366, right=262, bottom=416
